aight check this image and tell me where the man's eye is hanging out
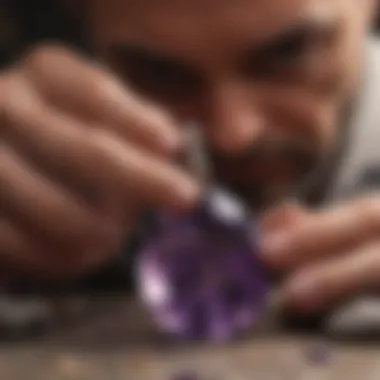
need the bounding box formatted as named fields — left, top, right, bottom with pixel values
left=266, top=30, right=312, bottom=63
left=244, top=27, right=319, bottom=79
left=108, top=46, right=201, bottom=102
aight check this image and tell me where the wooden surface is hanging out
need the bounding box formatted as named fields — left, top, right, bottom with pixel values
left=0, top=296, right=379, bottom=380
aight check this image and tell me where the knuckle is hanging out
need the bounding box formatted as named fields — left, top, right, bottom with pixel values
left=22, top=45, right=57, bottom=72
left=21, top=43, right=82, bottom=85
left=1, top=74, right=41, bottom=132
left=153, top=110, right=177, bottom=130
left=357, top=196, right=380, bottom=232
left=2, top=86, right=25, bottom=132
left=22, top=43, right=70, bottom=72
left=149, top=109, right=180, bottom=140
left=0, top=77, right=11, bottom=136
left=87, top=75, right=121, bottom=107
left=89, top=82, right=110, bottom=108
left=140, top=103, right=178, bottom=133
left=143, top=103, right=172, bottom=124
left=3, top=81, right=22, bottom=119
left=85, top=130, right=114, bottom=177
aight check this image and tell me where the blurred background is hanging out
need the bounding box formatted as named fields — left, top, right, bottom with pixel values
left=1, top=0, right=380, bottom=67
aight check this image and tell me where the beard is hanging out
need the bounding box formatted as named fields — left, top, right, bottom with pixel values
left=210, top=134, right=331, bottom=212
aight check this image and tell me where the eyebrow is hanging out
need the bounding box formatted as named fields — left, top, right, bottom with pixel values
left=107, top=44, right=192, bottom=72
left=106, top=9, right=340, bottom=70
left=249, top=14, right=339, bottom=57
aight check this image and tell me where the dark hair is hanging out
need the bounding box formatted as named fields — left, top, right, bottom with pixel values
left=7, top=0, right=82, bottom=46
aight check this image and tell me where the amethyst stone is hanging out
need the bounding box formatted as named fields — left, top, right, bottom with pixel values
left=136, top=188, right=267, bottom=341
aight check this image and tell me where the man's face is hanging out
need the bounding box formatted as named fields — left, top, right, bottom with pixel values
left=87, top=0, right=375, bottom=210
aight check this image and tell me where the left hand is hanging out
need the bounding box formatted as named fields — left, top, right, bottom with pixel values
left=258, top=195, right=380, bottom=313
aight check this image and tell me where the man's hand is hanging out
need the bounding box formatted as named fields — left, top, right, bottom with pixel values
left=259, top=197, right=380, bottom=313
left=0, top=44, right=199, bottom=281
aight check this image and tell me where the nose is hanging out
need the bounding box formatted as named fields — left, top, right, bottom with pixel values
left=203, top=81, right=264, bottom=155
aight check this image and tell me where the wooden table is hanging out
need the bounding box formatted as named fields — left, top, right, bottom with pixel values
left=0, top=296, right=379, bottom=380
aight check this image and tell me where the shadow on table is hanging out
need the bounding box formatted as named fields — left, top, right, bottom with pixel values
left=0, top=295, right=379, bottom=355
left=0, top=295, right=293, bottom=354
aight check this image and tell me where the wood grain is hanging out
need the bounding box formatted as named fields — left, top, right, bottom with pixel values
left=0, top=296, right=378, bottom=380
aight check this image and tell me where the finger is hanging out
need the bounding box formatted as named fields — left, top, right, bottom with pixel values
left=0, top=145, right=116, bottom=248
left=5, top=92, right=200, bottom=211
left=0, top=218, right=37, bottom=263
left=0, top=217, right=57, bottom=279
left=258, top=202, right=307, bottom=235
left=282, top=240, right=380, bottom=313
left=22, top=45, right=181, bottom=155
left=260, top=196, right=380, bottom=269
left=0, top=214, right=126, bottom=280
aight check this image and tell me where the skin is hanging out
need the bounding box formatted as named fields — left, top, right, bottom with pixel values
left=0, top=0, right=378, bottom=312
left=89, top=0, right=356, bottom=208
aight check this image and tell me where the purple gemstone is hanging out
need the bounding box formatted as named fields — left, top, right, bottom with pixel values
left=136, top=188, right=267, bottom=341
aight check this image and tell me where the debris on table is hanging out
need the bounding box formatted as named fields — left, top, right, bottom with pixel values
left=56, top=355, right=85, bottom=377
left=0, top=295, right=53, bottom=339
left=305, top=341, right=332, bottom=366
left=325, top=296, right=380, bottom=340
left=170, top=370, right=200, bottom=380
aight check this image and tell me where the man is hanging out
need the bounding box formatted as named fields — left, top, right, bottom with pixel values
left=0, top=0, right=380, bottom=318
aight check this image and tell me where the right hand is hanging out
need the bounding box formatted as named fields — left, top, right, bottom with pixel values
left=0, top=44, right=200, bottom=282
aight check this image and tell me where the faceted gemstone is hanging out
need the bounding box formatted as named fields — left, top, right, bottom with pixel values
left=136, top=188, right=268, bottom=341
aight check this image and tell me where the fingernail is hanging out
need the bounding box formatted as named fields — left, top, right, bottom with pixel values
left=154, top=115, right=182, bottom=153
left=260, top=232, right=291, bottom=260
left=177, top=179, right=201, bottom=209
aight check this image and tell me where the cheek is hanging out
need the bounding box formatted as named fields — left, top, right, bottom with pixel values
left=255, top=84, right=339, bottom=152
left=308, top=45, right=358, bottom=103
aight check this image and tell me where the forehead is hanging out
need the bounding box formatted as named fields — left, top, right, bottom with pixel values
left=90, top=0, right=340, bottom=57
